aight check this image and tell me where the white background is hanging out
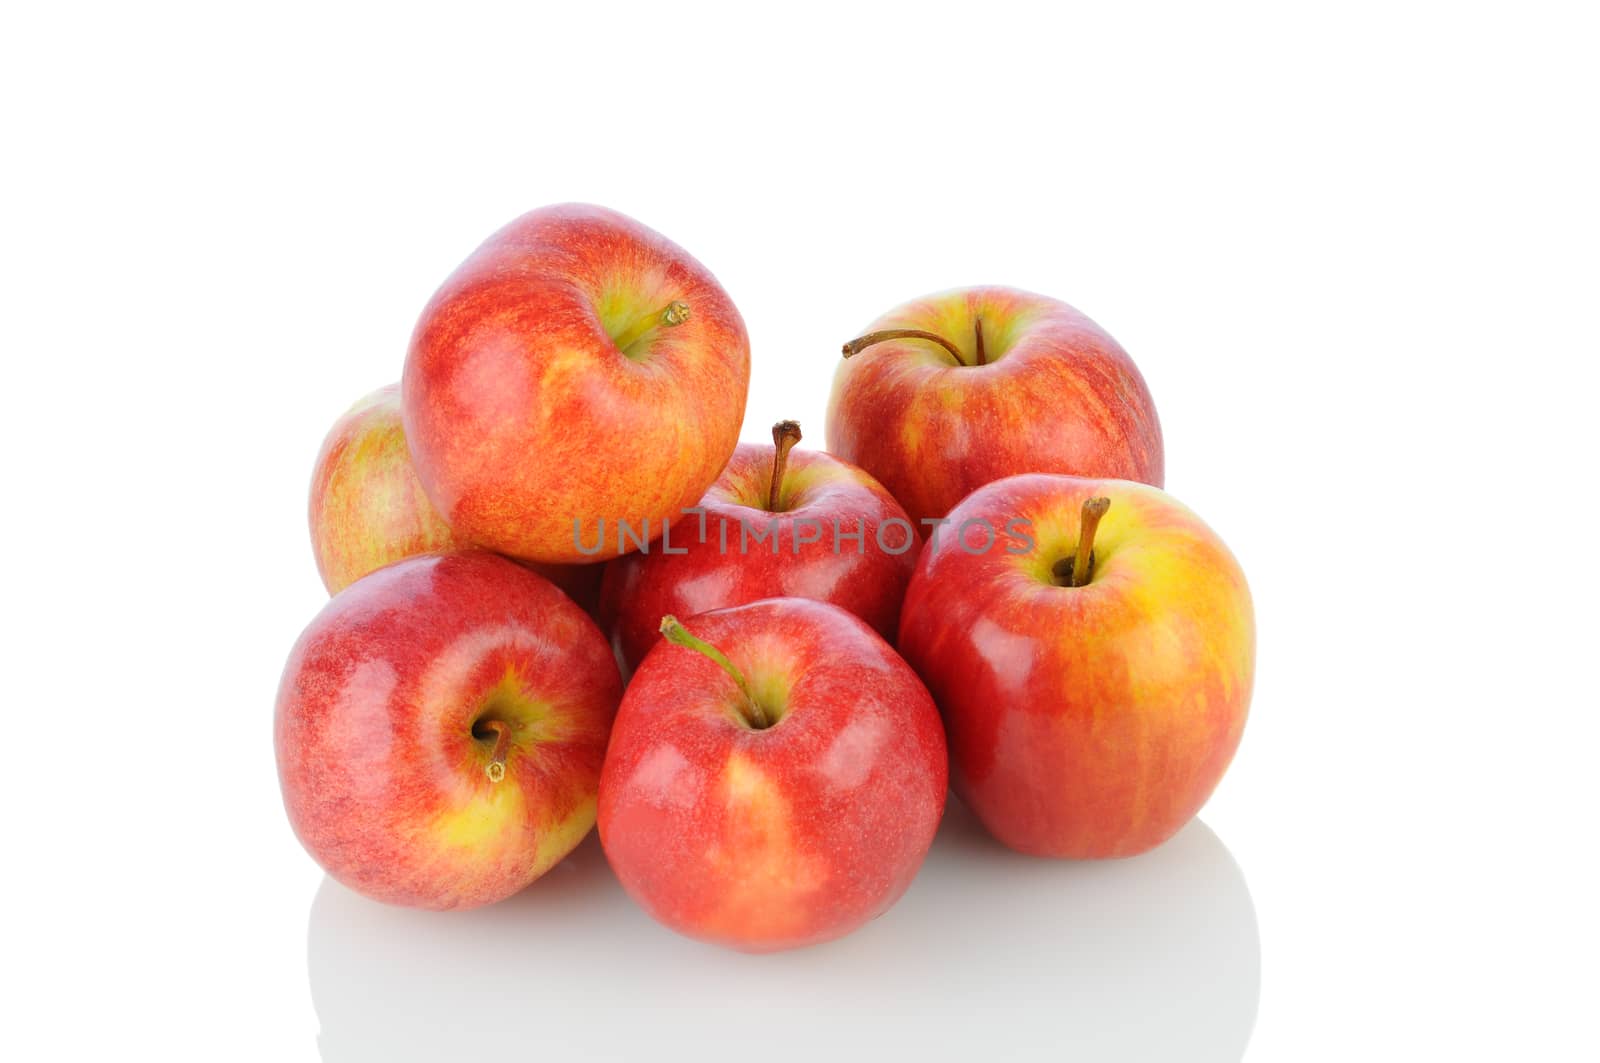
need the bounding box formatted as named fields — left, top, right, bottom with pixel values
left=4, top=2, right=1596, bottom=1059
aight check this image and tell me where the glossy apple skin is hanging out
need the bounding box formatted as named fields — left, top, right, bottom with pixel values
left=898, top=474, right=1252, bottom=858
left=276, top=552, right=622, bottom=909
left=598, top=445, right=918, bottom=672
left=825, top=286, right=1162, bottom=526
left=402, top=203, right=750, bottom=563
left=599, top=598, right=948, bottom=952
left=308, top=383, right=605, bottom=610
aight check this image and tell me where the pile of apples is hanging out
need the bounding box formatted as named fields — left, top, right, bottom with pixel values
left=277, top=204, right=1254, bottom=952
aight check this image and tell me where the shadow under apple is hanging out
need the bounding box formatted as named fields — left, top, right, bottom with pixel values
left=308, top=802, right=1259, bottom=1061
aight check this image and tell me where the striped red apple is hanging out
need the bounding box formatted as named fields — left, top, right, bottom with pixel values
left=308, top=384, right=464, bottom=594
left=897, top=473, right=1253, bottom=858
left=402, top=204, right=750, bottom=563
left=826, top=286, right=1163, bottom=527
left=598, top=420, right=917, bottom=672
left=599, top=599, right=947, bottom=951
left=276, top=552, right=621, bottom=909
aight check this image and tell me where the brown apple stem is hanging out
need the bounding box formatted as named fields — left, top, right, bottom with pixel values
left=1070, top=497, right=1112, bottom=588
left=477, top=719, right=514, bottom=783
left=612, top=299, right=691, bottom=353
left=659, top=615, right=771, bottom=729
left=841, top=328, right=966, bottom=365
left=974, top=316, right=987, bottom=366
left=767, top=420, right=802, bottom=511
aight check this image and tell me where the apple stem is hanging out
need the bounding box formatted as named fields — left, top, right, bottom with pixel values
left=477, top=719, right=514, bottom=783
left=841, top=328, right=966, bottom=365
left=613, top=299, right=691, bottom=354
left=659, top=615, right=771, bottom=729
left=974, top=316, right=987, bottom=366
left=767, top=420, right=802, bottom=511
left=1070, top=497, right=1112, bottom=588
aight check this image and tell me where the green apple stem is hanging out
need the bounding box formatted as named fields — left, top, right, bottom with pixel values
left=477, top=719, right=514, bottom=783
left=767, top=420, right=802, bottom=511
left=613, top=299, right=691, bottom=354
left=841, top=328, right=966, bottom=365
left=659, top=615, right=771, bottom=729
left=973, top=316, right=987, bottom=366
left=1070, top=496, right=1112, bottom=588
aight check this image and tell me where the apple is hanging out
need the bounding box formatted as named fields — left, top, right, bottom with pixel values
left=402, top=203, right=750, bottom=563
left=276, top=551, right=622, bottom=909
left=522, top=556, right=605, bottom=618
left=825, top=286, right=1163, bottom=526
left=598, top=599, right=948, bottom=951
left=309, top=383, right=464, bottom=593
left=308, top=383, right=604, bottom=611
left=897, top=474, right=1253, bottom=858
left=598, top=419, right=919, bottom=672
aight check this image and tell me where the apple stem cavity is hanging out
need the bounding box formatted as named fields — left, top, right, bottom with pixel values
left=841, top=328, right=967, bottom=365
left=767, top=420, right=802, bottom=511
left=613, top=299, right=691, bottom=356
left=659, top=615, right=772, bottom=729
left=1067, top=496, right=1112, bottom=588
left=476, top=719, right=515, bottom=783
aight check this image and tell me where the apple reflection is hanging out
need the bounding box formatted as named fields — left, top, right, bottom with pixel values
left=308, top=800, right=1258, bottom=1061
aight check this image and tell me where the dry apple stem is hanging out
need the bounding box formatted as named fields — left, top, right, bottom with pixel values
left=613, top=299, right=691, bottom=353
left=1070, top=497, right=1112, bottom=588
left=477, top=719, right=514, bottom=783
left=841, top=328, right=966, bottom=364
left=767, top=420, right=802, bottom=511
left=840, top=319, right=991, bottom=367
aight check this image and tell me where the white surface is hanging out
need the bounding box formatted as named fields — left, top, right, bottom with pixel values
left=3, top=3, right=1596, bottom=1060
left=310, top=806, right=1258, bottom=1061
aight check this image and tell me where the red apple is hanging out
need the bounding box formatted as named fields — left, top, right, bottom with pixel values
left=897, top=474, right=1253, bottom=858
left=402, top=203, right=750, bottom=563
left=599, top=599, right=947, bottom=951
left=309, top=384, right=466, bottom=593
left=307, top=383, right=604, bottom=611
left=598, top=419, right=918, bottom=672
left=825, top=286, right=1162, bottom=526
left=522, top=557, right=604, bottom=619
left=276, top=551, right=622, bottom=909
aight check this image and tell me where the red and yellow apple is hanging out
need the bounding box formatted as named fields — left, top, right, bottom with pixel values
left=897, top=474, right=1252, bottom=858
left=308, top=383, right=604, bottom=611
left=309, top=384, right=465, bottom=593
left=826, top=286, right=1163, bottom=526
left=276, top=551, right=622, bottom=909
left=598, top=420, right=918, bottom=672
left=402, top=203, right=750, bottom=563
left=599, top=599, right=948, bottom=951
